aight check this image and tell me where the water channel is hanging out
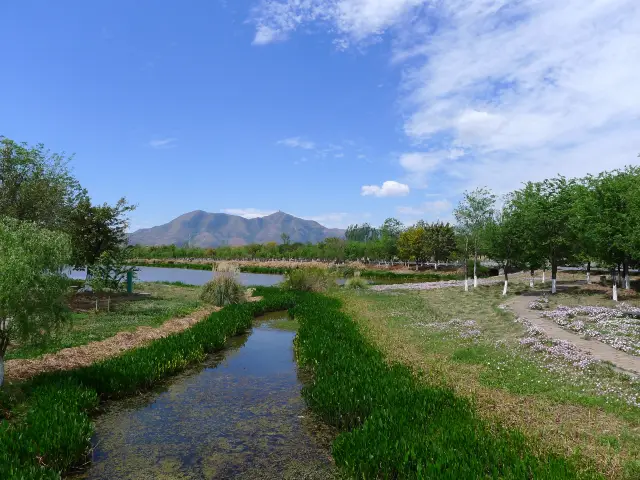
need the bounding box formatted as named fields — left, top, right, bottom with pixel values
left=70, top=312, right=335, bottom=479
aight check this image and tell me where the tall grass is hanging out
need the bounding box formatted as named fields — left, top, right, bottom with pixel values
left=293, top=294, right=596, bottom=479
left=281, top=268, right=335, bottom=292
left=200, top=263, right=245, bottom=307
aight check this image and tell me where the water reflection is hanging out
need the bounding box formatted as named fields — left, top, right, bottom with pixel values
left=71, top=315, right=335, bottom=480
left=67, top=266, right=284, bottom=287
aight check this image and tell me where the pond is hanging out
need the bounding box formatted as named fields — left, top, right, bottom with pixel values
left=69, top=313, right=336, bottom=480
left=67, top=266, right=284, bottom=287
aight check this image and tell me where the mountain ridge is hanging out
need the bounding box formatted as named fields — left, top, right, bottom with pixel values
left=128, top=210, right=346, bottom=247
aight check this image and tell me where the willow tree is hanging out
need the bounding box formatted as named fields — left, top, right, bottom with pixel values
left=0, top=218, right=72, bottom=387
left=454, top=188, right=496, bottom=288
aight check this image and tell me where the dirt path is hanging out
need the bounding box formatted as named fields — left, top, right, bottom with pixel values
left=505, top=292, right=640, bottom=375
left=5, top=307, right=219, bottom=382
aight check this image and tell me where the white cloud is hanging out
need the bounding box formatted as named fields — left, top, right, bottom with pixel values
left=361, top=180, right=410, bottom=197
left=251, top=0, right=429, bottom=45
left=397, top=199, right=454, bottom=222
left=253, top=25, right=284, bottom=45
left=221, top=208, right=277, bottom=219
left=252, top=0, right=640, bottom=194
left=307, top=212, right=350, bottom=228
left=277, top=137, right=316, bottom=149
left=149, top=137, right=177, bottom=149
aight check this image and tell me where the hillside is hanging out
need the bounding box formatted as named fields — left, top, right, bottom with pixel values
left=128, top=211, right=345, bottom=247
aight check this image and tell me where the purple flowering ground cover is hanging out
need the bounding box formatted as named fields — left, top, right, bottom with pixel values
left=339, top=283, right=640, bottom=479
left=538, top=300, right=640, bottom=356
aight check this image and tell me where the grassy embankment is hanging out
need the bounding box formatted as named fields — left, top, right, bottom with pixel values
left=338, top=281, right=640, bottom=478
left=6, top=283, right=201, bottom=361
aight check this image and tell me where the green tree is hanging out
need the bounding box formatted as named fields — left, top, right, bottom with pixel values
left=454, top=188, right=496, bottom=287
left=484, top=206, right=524, bottom=295
left=0, top=218, right=72, bottom=386
left=345, top=223, right=379, bottom=243
left=68, top=197, right=136, bottom=276
left=581, top=168, right=640, bottom=298
left=424, top=222, right=456, bottom=268
left=0, top=137, right=85, bottom=230
left=398, top=222, right=428, bottom=270
left=509, top=178, right=578, bottom=294
left=379, top=217, right=404, bottom=261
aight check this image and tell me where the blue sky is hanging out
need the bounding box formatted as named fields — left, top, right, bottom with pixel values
left=2, top=0, right=639, bottom=231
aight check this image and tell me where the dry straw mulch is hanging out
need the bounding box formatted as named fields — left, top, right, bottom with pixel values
left=5, top=307, right=220, bottom=382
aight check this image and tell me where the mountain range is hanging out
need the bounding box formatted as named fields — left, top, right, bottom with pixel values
left=128, top=211, right=346, bottom=247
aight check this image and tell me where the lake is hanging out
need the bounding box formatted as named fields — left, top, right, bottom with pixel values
left=67, top=266, right=284, bottom=287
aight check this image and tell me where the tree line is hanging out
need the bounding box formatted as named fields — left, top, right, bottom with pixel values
left=132, top=167, right=640, bottom=301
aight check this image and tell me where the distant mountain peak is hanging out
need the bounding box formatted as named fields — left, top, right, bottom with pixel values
left=128, top=210, right=345, bottom=247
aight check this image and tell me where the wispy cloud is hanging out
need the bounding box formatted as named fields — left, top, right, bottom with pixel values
left=397, top=199, right=454, bottom=224
left=149, top=137, right=177, bottom=149
left=252, top=0, right=640, bottom=194
left=221, top=208, right=276, bottom=218
left=307, top=212, right=350, bottom=228
left=253, top=25, right=285, bottom=45
left=277, top=137, right=316, bottom=149
left=361, top=180, right=410, bottom=197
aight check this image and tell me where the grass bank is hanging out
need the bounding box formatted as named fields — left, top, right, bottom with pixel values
left=6, top=283, right=202, bottom=361
left=0, top=287, right=298, bottom=479
left=293, top=292, right=594, bottom=478
left=339, top=284, right=640, bottom=478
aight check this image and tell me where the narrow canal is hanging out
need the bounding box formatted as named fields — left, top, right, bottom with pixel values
left=71, top=312, right=335, bottom=480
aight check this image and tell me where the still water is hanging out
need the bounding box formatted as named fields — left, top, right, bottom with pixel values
left=70, top=313, right=335, bottom=480
left=67, top=266, right=284, bottom=287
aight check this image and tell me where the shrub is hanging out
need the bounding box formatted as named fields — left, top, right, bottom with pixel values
left=200, top=276, right=245, bottom=307
left=344, top=276, right=369, bottom=290
left=281, top=268, right=334, bottom=292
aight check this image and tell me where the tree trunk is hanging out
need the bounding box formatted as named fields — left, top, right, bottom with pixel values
left=551, top=258, right=558, bottom=294
left=617, top=264, right=622, bottom=287
left=473, top=252, right=478, bottom=288
left=529, top=268, right=534, bottom=288
left=586, top=261, right=591, bottom=284
left=623, top=259, right=630, bottom=290
left=542, top=270, right=546, bottom=284
left=503, top=270, right=509, bottom=296
left=0, top=356, right=4, bottom=388
left=613, top=282, right=618, bottom=302
left=464, top=256, right=469, bottom=292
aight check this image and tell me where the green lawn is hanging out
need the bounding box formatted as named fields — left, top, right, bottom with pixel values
left=339, top=284, right=640, bottom=479
left=6, top=283, right=202, bottom=360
